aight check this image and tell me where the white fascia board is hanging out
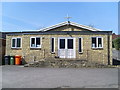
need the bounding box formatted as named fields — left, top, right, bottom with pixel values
left=39, top=21, right=103, bottom=32
left=39, top=21, right=68, bottom=31
left=70, top=22, right=102, bottom=31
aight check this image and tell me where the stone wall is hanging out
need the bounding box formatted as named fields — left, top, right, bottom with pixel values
left=6, top=33, right=112, bottom=65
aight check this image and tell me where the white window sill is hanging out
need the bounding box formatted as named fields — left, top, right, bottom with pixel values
left=11, top=47, right=21, bottom=49
left=79, top=52, right=83, bottom=54
left=30, top=47, right=41, bottom=50
left=51, top=52, right=55, bottom=54
left=30, top=47, right=41, bottom=48
left=92, top=47, right=103, bottom=50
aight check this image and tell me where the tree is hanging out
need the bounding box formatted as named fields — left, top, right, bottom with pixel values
left=112, top=41, right=114, bottom=48
left=113, top=37, right=120, bottom=50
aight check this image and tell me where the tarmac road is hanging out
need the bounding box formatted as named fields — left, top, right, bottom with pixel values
left=2, top=65, right=119, bottom=88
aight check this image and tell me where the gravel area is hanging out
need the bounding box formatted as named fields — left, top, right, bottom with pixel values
left=2, top=65, right=119, bottom=88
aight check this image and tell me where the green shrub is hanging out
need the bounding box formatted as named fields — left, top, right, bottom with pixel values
left=112, top=41, right=114, bottom=48
left=113, top=37, right=120, bottom=50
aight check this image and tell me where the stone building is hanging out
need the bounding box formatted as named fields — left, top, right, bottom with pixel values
left=5, top=21, right=112, bottom=65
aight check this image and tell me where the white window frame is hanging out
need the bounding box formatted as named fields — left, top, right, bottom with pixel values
left=30, top=37, right=41, bottom=48
left=58, top=37, right=76, bottom=58
left=78, top=37, right=83, bottom=53
left=51, top=37, right=55, bottom=53
left=91, top=37, right=103, bottom=48
left=11, top=37, right=22, bottom=48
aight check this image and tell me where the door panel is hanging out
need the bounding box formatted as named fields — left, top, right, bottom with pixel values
left=67, top=39, right=73, bottom=49
left=60, top=39, right=65, bottom=49
left=58, top=38, right=76, bottom=58
left=67, top=39, right=74, bottom=58
left=67, top=49, right=74, bottom=58
left=59, top=39, right=66, bottom=58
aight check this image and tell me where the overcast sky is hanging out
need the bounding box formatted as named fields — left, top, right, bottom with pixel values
left=1, top=2, right=118, bottom=34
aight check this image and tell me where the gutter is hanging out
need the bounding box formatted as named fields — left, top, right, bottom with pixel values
left=6, top=31, right=112, bottom=36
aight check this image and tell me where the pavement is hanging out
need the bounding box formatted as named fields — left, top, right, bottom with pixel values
left=2, top=65, right=119, bottom=88
left=113, top=49, right=120, bottom=61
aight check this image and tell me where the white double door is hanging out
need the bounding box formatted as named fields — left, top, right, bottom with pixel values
left=58, top=37, right=76, bottom=58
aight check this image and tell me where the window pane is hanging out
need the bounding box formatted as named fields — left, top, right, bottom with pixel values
left=17, top=38, right=21, bottom=47
left=60, top=39, right=65, bottom=49
left=31, top=38, right=35, bottom=47
left=92, top=37, right=96, bottom=48
left=12, top=39, right=16, bottom=47
left=36, top=37, right=40, bottom=47
left=98, top=38, right=102, bottom=47
left=67, top=39, right=73, bottom=49
left=51, top=38, right=54, bottom=52
left=79, top=38, right=82, bottom=52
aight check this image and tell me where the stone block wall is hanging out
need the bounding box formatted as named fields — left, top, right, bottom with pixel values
left=6, top=34, right=112, bottom=65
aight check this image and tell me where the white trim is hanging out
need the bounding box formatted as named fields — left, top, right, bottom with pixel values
left=70, top=22, right=101, bottom=31
left=102, top=37, right=103, bottom=48
left=73, top=38, right=76, bottom=58
left=65, top=38, right=67, bottom=49
left=30, top=37, right=41, bottom=48
left=21, top=37, right=22, bottom=48
left=98, top=37, right=103, bottom=48
left=51, top=37, right=55, bottom=53
left=40, top=22, right=67, bottom=31
left=91, top=37, right=96, bottom=48
left=58, top=37, right=76, bottom=58
left=39, top=21, right=102, bottom=32
left=96, top=37, right=98, bottom=48
left=58, top=38, right=59, bottom=50
left=78, top=37, right=83, bottom=53
left=58, top=37, right=66, bottom=49
left=11, top=37, right=16, bottom=48
left=11, top=37, right=22, bottom=48
left=91, top=37, right=103, bottom=49
left=41, top=37, right=42, bottom=48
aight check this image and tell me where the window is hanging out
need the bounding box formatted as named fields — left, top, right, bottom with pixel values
left=12, top=38, right=16, bottom=47
left=17, top=38, right=21, bottom=47
left=67, top=39, right=73, bottom=49
left=30, top=37, right=41, bottom=48
left=60, top=39, right=65, bottom=49
left=36, top=37, right=40, bottom=47
left=92, top=37, right=103, bottom=48
left=98, top=37, right=102, bottom=47
left=92, top=37, right=97, bottom=48
left=51, top=38, right=55, bottom=53
left=11, top=38, right=21, bottom=48
left=79, top=37, right=83, bottom=53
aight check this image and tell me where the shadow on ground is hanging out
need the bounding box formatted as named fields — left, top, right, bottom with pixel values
left=113, top=59, right=120, bottom=65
